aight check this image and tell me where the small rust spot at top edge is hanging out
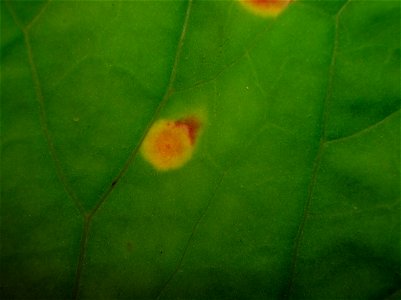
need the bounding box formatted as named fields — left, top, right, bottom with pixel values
left=240, top=0, right=293, bottom=17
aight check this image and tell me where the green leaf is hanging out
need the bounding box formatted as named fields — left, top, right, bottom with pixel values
left=1, top=0, right=400, bottom=299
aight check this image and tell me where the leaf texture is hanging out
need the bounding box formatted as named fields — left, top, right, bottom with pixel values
left=1, top=0, right=400, bottom=299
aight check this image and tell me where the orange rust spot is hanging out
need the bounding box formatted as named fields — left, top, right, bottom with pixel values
left=240, top=0, right=292, bottom=17
left=140, top=117, right=202, bottom=171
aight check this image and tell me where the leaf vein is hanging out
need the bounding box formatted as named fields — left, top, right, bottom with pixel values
left=174, top=21, right=275, bottom=94
left=155, top=118, right=285, bottom=299
left=72, top=0, right=195, bottom=297
left=284, top=0, right=351, bottom=297
left=155, top=171, right=227, bottom=300
left=26, top=0, right=52, bottom=31
left=5, top=0, right=85, bottom=216
left=87, top=0, right=194, bottom=219
left=326, top=109, right=400, bottom=144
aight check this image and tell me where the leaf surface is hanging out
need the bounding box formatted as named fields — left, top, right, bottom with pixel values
left=1, top=0, right=400, bottom=299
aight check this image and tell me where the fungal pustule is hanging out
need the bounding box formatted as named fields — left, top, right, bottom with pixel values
left=140, top=117, right=202, bottom=171
left=240, top=0, right=292, bottom=17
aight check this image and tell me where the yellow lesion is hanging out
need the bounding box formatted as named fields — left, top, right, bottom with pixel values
left=239, top=0, right=292, bottom=17
left=140, top=119, right=196, bottom=171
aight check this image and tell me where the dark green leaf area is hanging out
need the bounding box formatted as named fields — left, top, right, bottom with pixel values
left=295, top=112, right=400, bottom=300
left=327, top=1, right=400, bottom=140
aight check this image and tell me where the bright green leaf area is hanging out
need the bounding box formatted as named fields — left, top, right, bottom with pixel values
left=1, top=0, right=400, bottom=299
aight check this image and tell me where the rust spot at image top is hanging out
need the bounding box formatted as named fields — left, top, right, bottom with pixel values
left=240, top=0, right=292, bottom=17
